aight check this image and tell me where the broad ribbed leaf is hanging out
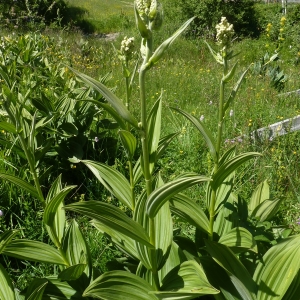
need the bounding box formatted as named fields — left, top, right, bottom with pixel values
left=170, top=193, right=210, bottom=234
left=0, top=263, right=15, bottom=300
left=92, top=220, right=139, bottom=260
left=254, top=235, right=300, bottom=300
left=155, top=260, right=219, bottom=299
left=218, top=227, right=257, bottom=253
left=0, top=174, right=38, bottom=199
left=0, top=121, right=17, bottom=133
left=44, top=185, right=76, bottom=220
left=82, top=160, right=133, bottom=210
left=2, top=240, right=67, bottom=265
left=94, top=102, right=127, bottom=130
left=145, top=17, right=195, bottom=68
left=251, top=198, right=282, bottom=222
left=64, top=201, right=153, bottom=249
left=42, top=276, right=83, bottom=299
left=43, top=185, right=76, bottom=247
left=200, top=256, right=243, bottom=300
left=212, top=153, right=261, bottom=189
left=158, top=241, right=188, bottom=283
left=224, top=67, right=250, bottom=112
left=147, top=96, right=162, bottom=174
left=213, top=195, right=239, bottom=238
left=205, top=240, right=257, bottom=300
left=68, top=66, right=138, bottom=128
left=0, top=230, right=19, bottom=253
left=83, top=270, right=158, bottom=300
left=25, top=278, right=48, bottom=300
left=62, top=220, right=92, bottom=281
left=146, top=173, right=211, bottom=218
left=282, top=271, right=300, bottom=300
left=133, top=132, right=180, bottom=185
left=248, top=180, right=269, bottom=213
left=172, top=108, right=217, bottom=162
left=119, top=130, right=137, bottom=160
left=58, top=264, right=86, bottom=281
left=134, top=182, right=173, bottom=271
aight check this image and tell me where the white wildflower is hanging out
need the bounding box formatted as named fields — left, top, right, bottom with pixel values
left=216, top=17, right=234, bottom=47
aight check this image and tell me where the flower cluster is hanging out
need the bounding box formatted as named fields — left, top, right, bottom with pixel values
left=278, top=16, right=286, bottom=42
left=120, top=36, right=135, bottom=59
left=135, top=0, right=163, bottom=31
left=215, top=17, right=234, bottom=48
left=266, top=23, right=272, bottom=37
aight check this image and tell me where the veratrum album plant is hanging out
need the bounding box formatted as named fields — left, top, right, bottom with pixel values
left=0, top=1, right=300, bottom=300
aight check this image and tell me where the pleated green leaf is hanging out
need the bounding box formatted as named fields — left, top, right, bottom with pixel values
left=0, top=174, right=38, bottom=199
left=42, top=276, right=83, bottom=299
left=147, top=96, right=162, bottom=173
left=25, top=278, right=48, bottom=300
left=62, top=219, right=92, bottom=281
left=134, top=184, right=173, bottom=271
left=253, top=235, right=300, bottom=300
left=146, top=173, right=211, bottom=218
left=2, top=240, right=67, bottom=265
left=119, top=130, right=137, bottom=160
left=96, top=102, right=127, bottom=130
left=58, top=264, right=86, bottom=281
left=218, top=227, right=258, bottom=253
left=0, top=121, right=17, bottom=133
left=251, top=198, right=282, bottom=222
left=154, top=260, right=219, bottom=299
left=44, top=175, right=66, bottom=247
left=64, top=201, right=153, bottom=249
left=212, top=152, right=261, bottom=190
left=248, top=180, right=269, bottom=214
left=83, top=270, right=158, bottom=300
left=68, top=66, right=139, bottom=128
left=224, top=67, right=250, bottom=113
left=45, top=190, right=75, bottom=222
left=172, top=108, right=217, bottom=162
left=282, top=271, right=300, bottom=300
left=0, top=229, right=19, bottom=253
left=82, top=160, right=133, bottom=210
left=213, top=195, right=239, bottom=238
left=205, top=240, right=257, bottom=300
left=92, top=220, right=139, bottom=260
left=0, top=263, right=15, bottom=300
left=170, top=193, right=210, bottom=234
left=158, top=241, right=188, bottom=283
left=145, top=17, right=195, bottom=69
left=133, top=132, right=180, bottom=185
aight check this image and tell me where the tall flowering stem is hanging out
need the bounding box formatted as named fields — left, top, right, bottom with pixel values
left=135, top=0, right=163, bottom=290
left=208, top=17, right=233, bottom=240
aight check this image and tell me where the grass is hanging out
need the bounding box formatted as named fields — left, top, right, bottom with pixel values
left=65, top=0, right=134, bottom=33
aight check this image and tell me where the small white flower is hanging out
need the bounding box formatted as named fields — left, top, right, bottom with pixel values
left=95, top=137, right=99, bottom=142
left=0, top=210, right=3, bottom=217
left=200, top=115, right=204, bottom=122
left=229, top=109, right=234, bottom=117
left=216, top=17, right=234, bottom=47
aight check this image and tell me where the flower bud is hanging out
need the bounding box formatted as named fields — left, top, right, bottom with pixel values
left=149, top=0, right=163, bottom=31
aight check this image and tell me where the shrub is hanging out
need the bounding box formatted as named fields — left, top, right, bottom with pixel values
left=177, top=0, right=260, bottom=38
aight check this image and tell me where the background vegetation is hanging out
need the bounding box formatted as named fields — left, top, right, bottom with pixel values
left=0, top=0, right=300, bottom=295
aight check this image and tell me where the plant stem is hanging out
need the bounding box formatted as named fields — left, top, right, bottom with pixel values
left=139, top=35, right=160, bottom=290
left=209, top=48, right=228, bottom=240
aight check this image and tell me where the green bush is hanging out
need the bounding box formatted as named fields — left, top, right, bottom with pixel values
left=177, top=0, right=260, bottom=38
left=0, top=0, right=68, bottom=30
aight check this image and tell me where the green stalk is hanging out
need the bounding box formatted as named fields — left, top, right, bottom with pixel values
left=139, top=35, right=160, bottom=290
left=209, top=48, right=228, bottom=240
left=128, top=159, right=135, bottom=210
